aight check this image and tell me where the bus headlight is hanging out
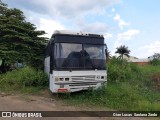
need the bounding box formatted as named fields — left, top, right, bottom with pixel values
left=101, top=76, right=104, bottom=79
left=59, top=78, right=64, bottom=81
left=55, top=77, right=59, bottom=81
left=55, top=77, right=70, bottom=82
left=65, top=78, right=69, bottom=81
left=96, top=76, right=100, bottom=79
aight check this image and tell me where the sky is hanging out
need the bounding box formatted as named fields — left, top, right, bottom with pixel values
left=3, top=0, right=160, bottom=58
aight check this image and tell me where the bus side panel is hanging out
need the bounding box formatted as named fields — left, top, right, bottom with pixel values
left=44, top=56, right=50, bottom=76
left=49, top=74, right=54, bottom=92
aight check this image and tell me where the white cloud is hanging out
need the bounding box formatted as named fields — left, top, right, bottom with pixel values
left=29, top=18, right=65, bottom=38
left=112, top=8, right=115, bottom=12
left=104, top=33, right=112, bottom=39
left=117, top=29, right=140, bottom=41
left=24, top=10, right=65, bottom=38
left=113, top=14, right=130, bottom=29
left=81, top=22, right=108, bottom=34
left=47, top=0, right=120, bottom=18
left=38, top=18, right=65, bottom=38
left=5, top=0, right=121, bottom=35
left=139, top=41, right=160, bottom=57
left=112, top=29, right=140, bottom=56
left=7, top=0, right=120, bottom=19
left=113, top=40, right=121, bottom=48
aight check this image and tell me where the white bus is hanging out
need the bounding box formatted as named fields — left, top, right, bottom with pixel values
left=44, top=30, right=107, bottom=93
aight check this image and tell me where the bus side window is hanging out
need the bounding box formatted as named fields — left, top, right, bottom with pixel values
left=50, top=43, right=55, bottom=73
left=55, top=44, right=57, bottom=58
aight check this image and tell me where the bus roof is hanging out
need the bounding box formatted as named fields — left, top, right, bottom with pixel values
left=52, top=30, right=104, bottom=38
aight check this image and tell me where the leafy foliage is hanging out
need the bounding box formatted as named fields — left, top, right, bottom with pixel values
left=62, top=58, right=160, bottom=111
left=105, top=47, right=111, bottom=62
left=150, top=53, right=160, bottom=66
left=115, top=45, right=130, bottom=60
left=0, top=66, right=48, bottom=92
left=0, top=1, right=48, bottom=71
left=152, top=53, right=160, bottom=59
left=150, top=59, right=160, bottom=66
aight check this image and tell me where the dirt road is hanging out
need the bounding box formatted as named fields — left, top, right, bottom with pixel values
left=0, top=91, right=157, bottom=120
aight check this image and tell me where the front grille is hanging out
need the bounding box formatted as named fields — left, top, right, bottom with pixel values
left=69, top=83, right=97, bottom=86
left=71, top=75, right=95, bottom=81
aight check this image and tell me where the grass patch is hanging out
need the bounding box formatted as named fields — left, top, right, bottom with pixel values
left=61, top=58, right=160, bottom=111
left=0, top=66, right=48, bottom=94
left=0, top=59, right=160, bottom=111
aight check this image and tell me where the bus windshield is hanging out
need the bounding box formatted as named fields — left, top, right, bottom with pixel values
left=54, top=43, right=106, bottom=70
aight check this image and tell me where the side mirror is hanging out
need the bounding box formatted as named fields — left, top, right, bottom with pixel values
left=104, top=44, right=107, bottom=55
left=105, top=49, right=107, bottom=55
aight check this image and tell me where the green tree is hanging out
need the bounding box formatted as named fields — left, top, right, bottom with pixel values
left=105, top=47, right=111, bottom=62
left=153, top=53, right=160, bottom=60
left=115, top=45, right=130, bottom=60
left=0, top=1, right=48, bottom=72
left=149, top=53, right=160, bottom=66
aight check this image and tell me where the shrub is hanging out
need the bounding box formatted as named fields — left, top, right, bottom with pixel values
left=107, top=57, right=132, bottom=82
left=151, top=72, right=160, bottom=90
left=150, top=59, right=160, bottom=66
left=0, top=66, right=48, bottom=91
left=63, top=57, right=160, bottom=111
